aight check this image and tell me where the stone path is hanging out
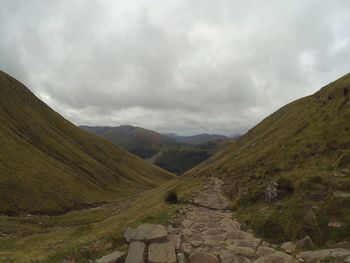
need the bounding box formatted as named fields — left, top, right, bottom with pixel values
left=94, top=177, right=350, bottom=263
left=180, top=178, right=350, bottom=263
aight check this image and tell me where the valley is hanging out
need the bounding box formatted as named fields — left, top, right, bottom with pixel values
left=0, top=70, right=350, bottom=263
left=81, top=125, right=231, bottom=174
left=0, top=71, right=174, bottom=216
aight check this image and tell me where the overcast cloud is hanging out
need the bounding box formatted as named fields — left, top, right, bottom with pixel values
left=1, top=0, right=350, bottom=135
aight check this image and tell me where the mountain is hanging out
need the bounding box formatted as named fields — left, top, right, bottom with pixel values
left=165, top=133, right=230, bottom=145
left=187, top=73, right=350, bottom=245
left=81, top=126, right=231, bottom=174
left=0, top=71, right=174, bottom=215
left=80, top=125, right=174, bottom=159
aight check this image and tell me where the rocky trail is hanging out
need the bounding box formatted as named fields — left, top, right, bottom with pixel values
left=180, top=178, right=298, bottom=263
left=95, top=177, right=350, bottom=263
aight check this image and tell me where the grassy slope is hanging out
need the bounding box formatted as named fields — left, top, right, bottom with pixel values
left=0, top=71, right=174, bottom=215
left=187, top=73, right=350, bottom=246
left=0, top=177, right=203, bottom=262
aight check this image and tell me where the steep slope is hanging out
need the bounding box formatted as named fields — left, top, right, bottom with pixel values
left=81, top=125, right=231, bottom=174
left=0, top=71, right=174, bottom=215
left=187, top=73, right=350, bottom=245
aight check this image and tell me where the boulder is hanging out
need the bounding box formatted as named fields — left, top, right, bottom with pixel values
left=124, top=228, right=137, bottom=243
left=190, top=252, right=220, bottom=263
left=331, top=248, right=350, bottom=258
left=95, top=250, right=126, bottom=263
left=226, top=244, right=256, bottom=258
left=297, top=249, right=333, bottom=263
left=281, top=242, right=297, bottom=254
left=219, top=250, right=236, bottom=263
left=148, top=241, right=176, bottom=263
left=124, top=224, right=168, bottom=244
left=125, top=242, right=145, bottom=263
left=253, top=251, right=298, bottom=263
left=256, top=246, right=275, bottom=257
left=237, top=238, right=261, bottom=250
left=296, top=236, right=314, bottom=250
left=233, top=246, right=256, bottom=258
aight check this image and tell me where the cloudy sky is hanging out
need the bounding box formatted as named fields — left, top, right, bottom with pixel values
left=1, top=1, right=350, bottom=135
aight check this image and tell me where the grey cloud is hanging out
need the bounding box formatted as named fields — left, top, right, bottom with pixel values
left=1, top=0, right=350, bottom=136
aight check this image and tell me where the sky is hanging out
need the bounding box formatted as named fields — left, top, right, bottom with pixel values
left=1, top=1, right=350, bottom=136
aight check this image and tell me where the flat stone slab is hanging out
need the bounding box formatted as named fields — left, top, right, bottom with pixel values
left=254, top=251, right=298, bottom=263
left=125, top=241, right=145, bottom=263
left=95, top=250, right=126, bottom=263
left=168, top=234, right=181, bottom=251
left=298, top=248, right=350, bottom=263
left=148, top=241, right=176, bottom=263
left=190, top=252, right=220, bottom=263
left=124, top=224, right=168, bottom=243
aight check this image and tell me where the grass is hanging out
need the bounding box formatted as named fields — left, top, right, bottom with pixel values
left=0, top=177, right=203, bottom=262
left=155, top=147, right=210, bottom=174
left=186, top=72, right=350, bottom=246
left=0, top=70, right=174, bottom=215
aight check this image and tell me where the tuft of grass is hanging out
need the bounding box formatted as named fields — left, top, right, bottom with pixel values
left=165, top=191, right=178, bottom=204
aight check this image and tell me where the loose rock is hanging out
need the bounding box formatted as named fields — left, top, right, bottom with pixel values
left=95, top=250, right=126, bottom=263
left=190, top=252, right=220, bottom=263
left=281, top=242, right=297, bottom=254
left=296, top=236, right=314, bottom=250
left=124, top=224, right=168, bottom=244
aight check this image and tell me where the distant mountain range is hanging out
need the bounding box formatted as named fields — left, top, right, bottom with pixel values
left=0, top=71, right=174, bottom=215
left=81, top=125, right=231, bottom=174
left=165, top=133, right=230, bottom=145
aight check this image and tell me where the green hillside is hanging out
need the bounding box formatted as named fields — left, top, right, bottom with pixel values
left=81, top=125, right=230, bottom=174
left=187, top=73, right=350, bottom=246
left=0, top=71, right=174, bottom=216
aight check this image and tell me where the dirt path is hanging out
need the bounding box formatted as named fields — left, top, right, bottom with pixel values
left=180, top=178, right=299, bottom=263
